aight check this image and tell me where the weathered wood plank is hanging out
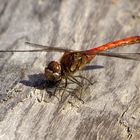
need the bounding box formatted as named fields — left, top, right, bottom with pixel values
left=0, top=0, right=140, bottom=139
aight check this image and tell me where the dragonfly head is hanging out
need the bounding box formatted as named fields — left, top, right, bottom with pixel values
left=45, top=61, right=62, bottom=84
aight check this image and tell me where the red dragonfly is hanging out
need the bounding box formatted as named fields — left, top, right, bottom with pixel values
left=0, top=36, right=140, bottom=92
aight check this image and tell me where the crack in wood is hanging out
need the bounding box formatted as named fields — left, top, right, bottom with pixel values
left=118, top=108, right=132, bottom=140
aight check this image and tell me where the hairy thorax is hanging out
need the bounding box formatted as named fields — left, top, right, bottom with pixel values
left=60, top=52, right=95, bottom=75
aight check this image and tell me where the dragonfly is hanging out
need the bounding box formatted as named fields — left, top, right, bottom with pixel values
left=0, top=36, right=140, bottom=100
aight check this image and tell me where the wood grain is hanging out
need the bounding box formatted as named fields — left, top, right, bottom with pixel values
left=0, top=0, right=140, bottom=139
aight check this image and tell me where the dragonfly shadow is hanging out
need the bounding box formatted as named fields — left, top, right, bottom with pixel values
left=20, top=73, right=47, bottom=90
left=82, top=65, right=104, bottom=71
left=20, top=73, right=63, bottom=100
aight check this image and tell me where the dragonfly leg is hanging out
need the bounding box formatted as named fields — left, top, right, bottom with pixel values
left=47, top=88, right=60, bottom=99
left=74, top=75, right=94, bottom=85
left=67, top=75, right=83, bottom=87
left=46, top=79, right=76, bottom=102
left=60, top=78, right=68, bottom=101
left=73, top=92, right=85, bottom=104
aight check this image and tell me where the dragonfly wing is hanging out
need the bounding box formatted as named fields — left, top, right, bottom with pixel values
left=0, top=42, right=75, bottom=53
left=96, top=52, right=140, bottom=61
left=25, top=42, right=74, bottom=52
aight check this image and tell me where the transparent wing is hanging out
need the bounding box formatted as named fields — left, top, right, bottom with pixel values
left=96, top=52, right=140, bottom=61
left=25, top=42, right=74, bottom=52
left=0, top=42, right=74, bottom=53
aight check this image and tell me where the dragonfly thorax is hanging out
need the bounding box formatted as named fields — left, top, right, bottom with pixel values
left=44, top=61, right=62, bottom=84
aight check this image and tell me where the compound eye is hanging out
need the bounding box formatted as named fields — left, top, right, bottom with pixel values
left=47, top=61, right=61, bottom=73
left=44, top=68, right=61, bottom=82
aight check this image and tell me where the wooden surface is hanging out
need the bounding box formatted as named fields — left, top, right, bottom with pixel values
left=0, top=0, right=140, bottom=139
